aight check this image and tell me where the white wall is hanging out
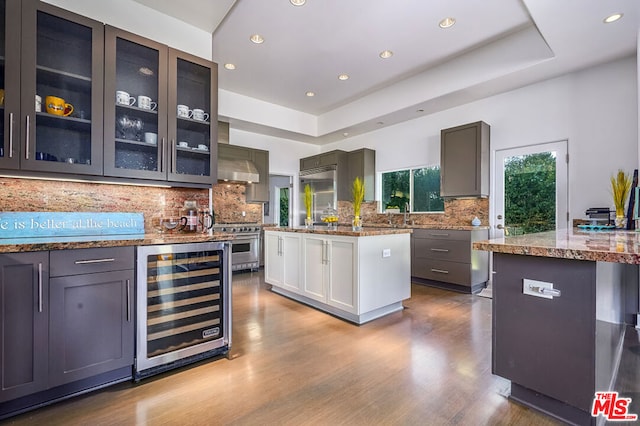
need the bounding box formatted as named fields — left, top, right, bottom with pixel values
left=323, top=56, right=638, bottom=224
left=42, top=0, right=212, bottom=60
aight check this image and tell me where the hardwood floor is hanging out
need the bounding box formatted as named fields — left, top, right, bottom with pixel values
left=6, top=271, right=560, bottom=425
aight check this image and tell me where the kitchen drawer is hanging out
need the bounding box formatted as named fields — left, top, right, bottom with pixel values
left=412, top=228, right=471, bottom=242
left=413, top=238, right=470, bottom=263
left=50, top=247, right=135, bottom=277
left=412, top=258, right=471, bottom=286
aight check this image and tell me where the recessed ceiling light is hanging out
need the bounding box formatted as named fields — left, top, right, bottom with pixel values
left=604, top=13, right=623, bottom=23
left=379, top=50, right=393, bottom=59
left=224, top=63, right=236, bottom=70
left=338, top=74, right=349, bottom=81
left=417, top=108, right=424, bottom=113
left=306, top=91, right=315, bottom=97
left=290, top=0, right=306, bottom=5
left=439, top=17, right=456, bottom=29
left=343, top=132, right=349, bottom=137
left=250, top=34, right=264, bottom=44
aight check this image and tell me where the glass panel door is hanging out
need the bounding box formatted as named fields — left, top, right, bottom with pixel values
left=113, top=37, right=161, bottom=174
left=104, top=27, right=167, bottom=181
left=28, top=9, right=99, bottom=173
left=495, top=141, right=568, bottom=237
left=0, top=0, right=13, bottom=168
left=168, top=52, right=213, bottom=183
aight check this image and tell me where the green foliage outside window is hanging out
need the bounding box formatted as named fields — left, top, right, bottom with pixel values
left=382, top=166, right=444, bottom=212
left=279, top=188, right=289, bottom=227
left=504, top=152, right=556, bottom=235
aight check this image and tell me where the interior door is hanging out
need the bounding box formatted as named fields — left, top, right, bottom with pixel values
left=494, top=141, right=568, bottom=238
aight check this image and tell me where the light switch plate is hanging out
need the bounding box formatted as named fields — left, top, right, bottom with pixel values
left=382, top=249, right=391, bottom=258
left=523, top=278, right=555, bottom=299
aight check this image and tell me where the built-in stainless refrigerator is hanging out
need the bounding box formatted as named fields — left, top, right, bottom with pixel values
left=300, top=166, right=337, bottom=225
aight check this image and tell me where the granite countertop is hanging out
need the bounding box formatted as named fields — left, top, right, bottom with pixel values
left=265, top=226, right=412, bottom=237
left=0, top=232, right=235, bottom=253
left=473, top=228, right=640, bottom=264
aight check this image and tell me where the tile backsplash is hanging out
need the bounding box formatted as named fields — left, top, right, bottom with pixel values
left=0, top=178, right=209, bottom=234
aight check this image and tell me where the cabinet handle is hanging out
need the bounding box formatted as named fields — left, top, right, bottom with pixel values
left=529, top=285, right=562, bottom=298
left=25, top=115, right=30, bottom=160
left=126, top=279, right=131, bottom=322
left=74, top=258, right=115, bottom=265
left=278, top=236, right=282, bottom=256
left=159, top=137, right=165, bottom=173
left=431, top=268, right=449, bottom=274
left=430, top=248, right=449, bottom=253
left=171, top=139, right=177, bottom=173
left=429, top=233, right=449, bottom=237
left=8, top=113, right=14, bottom=158
left=37, top=262, right=43, bottom=313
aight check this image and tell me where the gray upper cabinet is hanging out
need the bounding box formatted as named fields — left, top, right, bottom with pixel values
left=219, top=143, right=270, bottom=203
left=246, top=148, right=269, bottom=203
left=440, top=121, right=490, bottom=198
left=0, top=251, right=49, bottom=403
left=104, top=26, right=217, bottom=185
left=0, top=0, right=104, bottom=175
left=347, top=148, right=375, bottom=201
left=300, top=150, right=348, bottom=171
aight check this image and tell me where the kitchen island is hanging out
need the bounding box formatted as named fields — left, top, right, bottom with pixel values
left=264, top=226, right=411, bottom=324
left=474, top=229, right=640, bottom=425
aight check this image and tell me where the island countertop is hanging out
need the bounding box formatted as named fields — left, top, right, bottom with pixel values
left=265, top=226, right=412, bottom=237
left=0, top=232, right=235, bottom=253
left=473, top=228, right=640, bottom=264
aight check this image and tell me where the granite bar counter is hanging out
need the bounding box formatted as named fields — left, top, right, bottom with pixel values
left=0, top=232, right=234, bottom=253
left=473, top=229, right=640, bottom=425
left=264, top=226, right=411, bottom=324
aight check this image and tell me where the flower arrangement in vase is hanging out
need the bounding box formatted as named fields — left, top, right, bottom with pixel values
left=352, top=177, right=364, bottom=231
left=611, top=169, right=631, bottom=228
left=303, top=184, right=313, bottom=228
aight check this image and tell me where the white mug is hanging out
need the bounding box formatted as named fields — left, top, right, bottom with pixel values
left=192, top=109, right=209, bottom=122
left=177, top=104, right=192, bottom=118
left=35, top=95, right=42, bottom=112
left=116, top=90, right=135, bottom=106
left=138, top=95, right=157, bottom=111
left=178, top=141, right=189, bottom=147
left=198, top=144, right=208, bottom=151
left=144, top=132, right=158, bottom=145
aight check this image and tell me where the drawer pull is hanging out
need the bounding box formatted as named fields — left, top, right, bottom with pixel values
left=430, top=248, right=449, bottom=253
left=431, top=268, right=449, bottom=274
left=429, top=233, right=450, bottom=237
left=74, top=258, right=116, bottom=265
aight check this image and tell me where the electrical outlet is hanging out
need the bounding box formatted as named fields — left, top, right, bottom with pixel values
left=523, top=278, right=557, bottom=299
left=242, top=211, right=246, bottom=217
left=382, top=249, right=391, bottom=258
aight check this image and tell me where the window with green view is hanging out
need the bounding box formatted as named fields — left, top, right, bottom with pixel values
left=381, top=166, right=444, bottom=213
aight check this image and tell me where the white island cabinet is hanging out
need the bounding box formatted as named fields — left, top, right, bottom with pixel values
left=264, top=228, right=411, bottom=324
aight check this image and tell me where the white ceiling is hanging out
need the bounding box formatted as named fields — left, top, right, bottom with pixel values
left=136, top=0, right=639, bottom=144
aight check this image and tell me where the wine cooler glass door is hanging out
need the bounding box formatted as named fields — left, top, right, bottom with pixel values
left=136, top=242, right=231, bottom=377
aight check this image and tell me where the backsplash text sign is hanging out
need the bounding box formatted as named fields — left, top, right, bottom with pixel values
left=0, top=212, right=144, bottom=239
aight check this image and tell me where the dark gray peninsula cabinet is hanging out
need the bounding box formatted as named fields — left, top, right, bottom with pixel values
left=103, top=26, right=218, bottom=185
left=0, top=0, right=104, bottom=175
left=0, top=247, right=134, bottom=419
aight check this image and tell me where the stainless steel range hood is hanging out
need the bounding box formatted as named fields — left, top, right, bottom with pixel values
left=217, top=157, right=260, bottom=183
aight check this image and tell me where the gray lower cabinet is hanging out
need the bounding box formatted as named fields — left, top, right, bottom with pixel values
left=0, top=252, right=49, bottom=403
left=49, top=269, right=134, bottom=387
left=411, top=228, right=489, bottom=293
left=0, top=246, right=134, bottom=411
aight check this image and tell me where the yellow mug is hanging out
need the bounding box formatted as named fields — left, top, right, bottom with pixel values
left=45, top=96, right=73, bottom=116
left=0, top=89, right=4, bottom=107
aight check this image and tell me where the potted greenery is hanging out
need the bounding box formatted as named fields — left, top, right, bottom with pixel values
left=303, top=184, right=313, bottom=228
left=352, top=177, right=364, bottom=231
left=611, top=169, right=631, bottom=228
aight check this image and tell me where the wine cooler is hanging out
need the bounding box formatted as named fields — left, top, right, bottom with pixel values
left=135, top=242, right=231, bottom=380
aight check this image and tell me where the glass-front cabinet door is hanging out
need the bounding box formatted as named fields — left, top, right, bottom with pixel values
left=19, top=2, right=103, bottom=175
left=104, top=26, right=168, bottom=181
left=167, top=49, right=217, bottom=184
left=0, top=0, right=20, bottom=170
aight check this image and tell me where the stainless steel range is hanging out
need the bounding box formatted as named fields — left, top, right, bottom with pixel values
left=212, top=223, right=261, bottom=272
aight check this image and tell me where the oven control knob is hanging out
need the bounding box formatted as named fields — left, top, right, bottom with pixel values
left=221, top=227, right=227, bottom=232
